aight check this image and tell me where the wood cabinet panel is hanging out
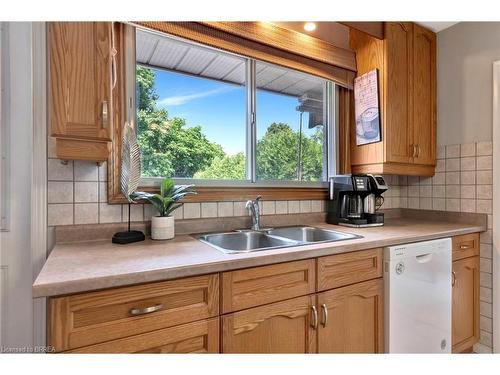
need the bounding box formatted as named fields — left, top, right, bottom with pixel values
left=49, top=22, right=114, bottom=161
left=349, top=22, right=436, bottom=176
left=317, top=248, right=382, bottom=291
left=317, top=279, right=384, bottom=353
left=452, top=233, right=480, bottom=261
left=49, top=274, right=219, bottom=352
left=348, top=29, right=385, bottom=167
left=412, top=24, right=436, bottom=166
left=69, top=318, right=219, bottom=353
left=222, top=296, right=316, bottom=353
left=221, top=259, right=315, bottom=313
left=452, top=256, right=480, bottom=353
left=384, top=22, right=414, bottom=164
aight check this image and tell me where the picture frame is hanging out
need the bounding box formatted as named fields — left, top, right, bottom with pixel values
left=354, top=69, right=381, bottom=146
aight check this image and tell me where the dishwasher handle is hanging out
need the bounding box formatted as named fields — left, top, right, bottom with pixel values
left=415, top=253, right=433, bottom=263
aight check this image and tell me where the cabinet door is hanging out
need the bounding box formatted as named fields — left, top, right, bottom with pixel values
left=222, top=296, right=316, bottom=353
left=49, top=22, right=113, bottom=142
left=412, top=24, right=436, bottom=166
left=69, top=318, right=219, bottom=354
left=452, top=256, right=480, bottom=353
left=384, top=22, right=414, bottom=164
left=317, top=279, right=384, bottom=353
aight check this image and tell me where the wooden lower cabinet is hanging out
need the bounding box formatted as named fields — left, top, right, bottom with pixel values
left=452, top=256, right=480, bottom=353
left=317, top=279, right=384, bottom=353
left=222, top=295, right=316, bottom=353
left=69, top=318, right=219, bottom=353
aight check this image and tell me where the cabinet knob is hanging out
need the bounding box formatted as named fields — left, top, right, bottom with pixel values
left=452, top=271, right=456, bottom=287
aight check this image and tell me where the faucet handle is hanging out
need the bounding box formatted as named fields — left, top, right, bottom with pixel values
left=255, top=195, right=262, bottom=201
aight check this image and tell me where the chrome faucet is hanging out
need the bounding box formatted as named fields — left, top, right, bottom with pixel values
left=246, top=196, right=262, bottom=231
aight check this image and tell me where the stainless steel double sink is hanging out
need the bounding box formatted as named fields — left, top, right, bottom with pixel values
left=197, top=226, right=362, bottom=254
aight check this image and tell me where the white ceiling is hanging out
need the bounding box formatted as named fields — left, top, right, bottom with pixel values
left=416, top=22, right=459, bottom=32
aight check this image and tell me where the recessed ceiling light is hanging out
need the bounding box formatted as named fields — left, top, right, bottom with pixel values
left=304, top=22, right=316, bottom=32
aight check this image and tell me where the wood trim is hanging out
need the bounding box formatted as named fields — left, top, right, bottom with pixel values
left=340, top=22, right=384, bottom=40
left=351, top=162, right=435, bottom=177
left=338, top=86, right=353, bottom=174
left=108, top=22, right=126, bottom=203
left=202, top=22, right=356, bottom=72
left=133, top=22, right=355, bottom=89
left=109, top=185, right=328, bottom=204
left=107, top=22, right=340, bottom=204
left=55, top=137, right=111, bottom=162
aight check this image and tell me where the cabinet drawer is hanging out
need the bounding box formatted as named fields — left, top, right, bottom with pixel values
left=317, top=248, right=382, bottom=291
left=452, top=233, right=480, bottom=261
left=68, top=318, right=219, bottom=354
left=221, top=259, right=315, bottom=313
left=49, top=274, right=219, bottom=352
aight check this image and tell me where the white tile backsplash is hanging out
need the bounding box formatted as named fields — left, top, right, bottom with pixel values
left=48, top=159, right=73, bottom=181
left=74, top=203, right=99, bottom=225
left=74, top=160, right=98, bottom=181
left=74, top=181, right=98, bottom=203
left=48, top=181, right=73, bottom=203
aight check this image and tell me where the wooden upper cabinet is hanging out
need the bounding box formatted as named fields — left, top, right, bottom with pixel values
left=384, top=22, right=413, bottom=165
left=49, top=22, right=115, bottom=162
left=349, top=22, right=436, bottom=176
left=412, top=23, right=436, bottom=166
left=222, top=295, right=317, bottom=353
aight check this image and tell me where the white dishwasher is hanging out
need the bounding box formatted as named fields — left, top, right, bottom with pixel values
left=384, top=238, right=452, bottom=353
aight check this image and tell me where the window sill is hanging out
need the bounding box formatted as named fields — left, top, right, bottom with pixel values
left=108, top=184, right=328, bottom=204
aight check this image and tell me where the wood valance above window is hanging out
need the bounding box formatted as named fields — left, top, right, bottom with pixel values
left=133, top=21, right=356, bottom=89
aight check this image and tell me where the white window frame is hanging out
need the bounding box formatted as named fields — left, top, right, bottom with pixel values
left=127, top=26, right=339, bottom=189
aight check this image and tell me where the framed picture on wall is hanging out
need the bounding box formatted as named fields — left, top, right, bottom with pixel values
left=354, top=69, right=381, bottom=146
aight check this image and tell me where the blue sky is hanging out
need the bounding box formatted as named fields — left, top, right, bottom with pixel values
left=152, top=68, right=317, bottom=155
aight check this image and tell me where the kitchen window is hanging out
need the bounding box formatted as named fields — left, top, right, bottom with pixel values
left=131, top=27, right=337, bottom=188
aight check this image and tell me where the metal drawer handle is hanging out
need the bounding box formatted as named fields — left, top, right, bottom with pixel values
left=452, top=271, right=456, bottom=287
left=460, top=244, right=472, bottom=250
left=321, top=304, right=328, bottom=327
left=130, top=304, right=163, bottom=316
left=311, top=305, right=318, bottom=329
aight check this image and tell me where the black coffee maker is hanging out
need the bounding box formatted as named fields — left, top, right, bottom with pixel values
left=326, top=174, right=388, bottom=227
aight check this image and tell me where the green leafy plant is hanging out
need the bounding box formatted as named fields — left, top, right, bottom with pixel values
left=130, top=178, right=196, bottom=217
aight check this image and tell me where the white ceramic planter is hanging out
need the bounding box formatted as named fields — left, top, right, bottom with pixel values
left=151, top=216, right=175, bottom=240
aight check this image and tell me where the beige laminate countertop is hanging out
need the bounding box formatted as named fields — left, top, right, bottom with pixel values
left=33, top=217, right=486, bottom=298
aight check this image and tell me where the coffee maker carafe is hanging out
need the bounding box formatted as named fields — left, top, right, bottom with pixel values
left=327, top=174, right=388, bottom=227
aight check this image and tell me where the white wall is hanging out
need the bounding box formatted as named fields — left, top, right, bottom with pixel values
left=0, top=22, right=35, bottom=351
left=437, top=22, right=500, bottom=145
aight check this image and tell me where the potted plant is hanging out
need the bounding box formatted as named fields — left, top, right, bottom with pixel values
left=130, top=178, right=196, bottom=240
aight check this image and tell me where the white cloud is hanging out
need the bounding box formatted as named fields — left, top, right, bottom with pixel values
left=158, top=86, right=236, bottom=106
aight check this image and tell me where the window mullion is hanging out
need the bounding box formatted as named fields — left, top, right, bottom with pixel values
left=245, top=59, right=257, bottom=183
